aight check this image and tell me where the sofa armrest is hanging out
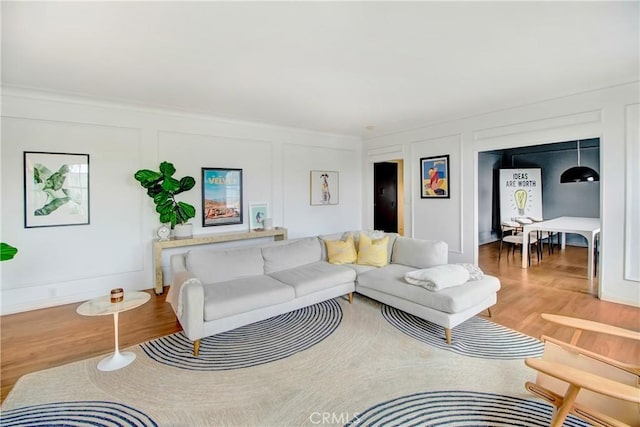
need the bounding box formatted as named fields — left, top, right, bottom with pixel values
left=167, top=270, right=205, bottom=341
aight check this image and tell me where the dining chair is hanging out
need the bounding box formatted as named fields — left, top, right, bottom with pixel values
left=498, top=220, right=539, bottom=265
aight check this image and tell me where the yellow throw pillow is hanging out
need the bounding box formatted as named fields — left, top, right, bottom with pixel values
left=325, top=234, right=357, bottom=265
left=357, top=232, right=389, bottom=267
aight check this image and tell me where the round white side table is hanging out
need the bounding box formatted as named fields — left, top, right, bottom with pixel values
left=76, top=291, right=151, bottom=371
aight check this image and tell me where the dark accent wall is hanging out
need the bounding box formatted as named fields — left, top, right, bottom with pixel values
left=479, top=139, right=600, bottom=246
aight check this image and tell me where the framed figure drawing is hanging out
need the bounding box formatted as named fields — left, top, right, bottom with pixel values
left=201, top=168, right=243, bottom=226
left=249, top=203, right=268, bottom=230
left=24, top=151, right=90, bottom=228
left=420, top=155, right=450, bottom=199
left=310, top=170, right=338, bottom=205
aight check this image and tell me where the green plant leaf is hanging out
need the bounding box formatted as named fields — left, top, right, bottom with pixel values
left=162, top=177, right=180, bottom=192
left=179, top=176, right=196, bottom=192
left=159, top=211, right=173, bottom=224
left=1, top=243, right=18, bottom=261
left=177, top=202, right=196, bottom=221
left=168, top=211, right=178, bottom=228
left=134, top=169, right=162, bottom=184
left=156, top=199, right=174, bottom=214
left=159, top=161, right=176, bottom=177
left=147, top=185, right=164, bottom=198
left=152, top=190, right=170, bottom=205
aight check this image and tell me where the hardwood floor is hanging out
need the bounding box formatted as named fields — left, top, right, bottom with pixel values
left=1, top=241, right=638, bottom=402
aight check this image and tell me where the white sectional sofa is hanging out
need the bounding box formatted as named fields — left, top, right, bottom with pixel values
left=168, top=231, right=500, bottom=355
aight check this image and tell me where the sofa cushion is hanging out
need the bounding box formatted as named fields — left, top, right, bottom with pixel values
left=391, top=237, right=448, bottom=268
left=356, top=264, right=500, bottom=314
left=357, top=232, right=389, bottom=267
left=186, top=246, right=264, bottom=284
left=268, top=261, right=356, bottom=297
left=325, top=234, right=357, bottom=264
left=262, top=237, right=322, bottom=274
left=203, top=275, right=295, bottom=321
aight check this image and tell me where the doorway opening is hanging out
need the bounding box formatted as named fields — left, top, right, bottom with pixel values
left=477, top=138, right=601, bottom=295
left=373, top=160, right=404, bottom=235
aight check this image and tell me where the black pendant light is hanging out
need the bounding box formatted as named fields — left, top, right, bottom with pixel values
left=560, top=140, right=600, bottom=183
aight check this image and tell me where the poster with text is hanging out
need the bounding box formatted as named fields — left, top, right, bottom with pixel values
left=499, top=168, right=542, bottom=222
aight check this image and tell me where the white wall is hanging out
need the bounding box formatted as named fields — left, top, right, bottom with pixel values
left=0, top=88, right=362, bottom=314
left=363, top=82, right=640, bottom=307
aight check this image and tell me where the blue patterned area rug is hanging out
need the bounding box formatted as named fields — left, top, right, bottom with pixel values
left=382, top=305, right=544, bottom=359
left=140, top=298, right=343, bottom=370
left=347, top=390, right=588, bottom=427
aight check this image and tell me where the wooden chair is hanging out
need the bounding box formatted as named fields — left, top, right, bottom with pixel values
left=525, top=313, right=640, bottom=427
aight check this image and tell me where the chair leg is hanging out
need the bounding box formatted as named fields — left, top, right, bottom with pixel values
left=551, top=384, right=581, bottom=427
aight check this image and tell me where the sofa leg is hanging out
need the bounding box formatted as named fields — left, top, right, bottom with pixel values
left=486, top=307, right=493, bottom=318
left=193, top=339, right=200, bottom=357
left=348, top=292, right=353, bottom=304
left=444, top=328, right=452, bottom=344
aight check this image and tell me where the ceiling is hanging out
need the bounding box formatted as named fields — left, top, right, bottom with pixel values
left=2, top=1, right=638, bottom=137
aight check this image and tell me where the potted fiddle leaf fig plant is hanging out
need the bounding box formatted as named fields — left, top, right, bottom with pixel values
left=134, top=161, right=196, bottom=238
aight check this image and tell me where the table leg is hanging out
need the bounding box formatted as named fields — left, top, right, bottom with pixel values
left=97, top=311, right=136, bottom=371
left=521, top=227, right=530, bottom=269
left=586, top=234, right=595, bottom=282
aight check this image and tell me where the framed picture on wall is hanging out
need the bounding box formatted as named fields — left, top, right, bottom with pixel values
left=24, top=151, right=90, bottom=228
left=201, top=168, right=243, bottom=226
left=310, top=170, right=339, bottom=205
left=249, top=202, right=268, bottom=230
left=420, top=155, right=450, bottom=199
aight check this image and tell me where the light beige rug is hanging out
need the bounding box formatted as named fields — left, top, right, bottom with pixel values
left=1, top=296, right=581, bottom=426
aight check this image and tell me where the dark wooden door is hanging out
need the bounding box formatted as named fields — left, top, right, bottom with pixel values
left=374, top=162, right=398, bottom=233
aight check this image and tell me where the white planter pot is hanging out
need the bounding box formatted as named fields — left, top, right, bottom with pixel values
left=173, top=223, right=193, bottom=239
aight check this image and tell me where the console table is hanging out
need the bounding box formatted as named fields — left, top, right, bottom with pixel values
left=153, top=227, right=287, bottom=294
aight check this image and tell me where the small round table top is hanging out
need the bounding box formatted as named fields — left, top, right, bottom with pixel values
left=76, top=291, right=150, bottom=317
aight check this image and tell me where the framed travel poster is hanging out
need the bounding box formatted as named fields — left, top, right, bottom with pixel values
left=310, top=170, right=338, bottom=205
left=201, top=168, right=243, bottom=226
left=420, top=155, right=450, bottom=199
left=24, top=151, right=90, bottom=228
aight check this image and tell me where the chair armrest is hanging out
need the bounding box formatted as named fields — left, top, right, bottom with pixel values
left=525, top=358, right=640, bottom=404
left=541, top=313, right=640, bottom=342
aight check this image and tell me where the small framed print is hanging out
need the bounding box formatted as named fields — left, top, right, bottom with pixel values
left=249, top=203, right=268, bottom=230
left=420, top=155, right=450, bottom=199
left=24, top=151, right=90, bottom=228
left=310, top=170, right=338, bottom=205
left=201, top=168, right=243, bottom=226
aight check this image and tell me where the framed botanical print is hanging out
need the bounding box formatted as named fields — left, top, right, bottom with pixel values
left=201, top=168, right=243, bottom=226
left=420, top=155, right=450, bottom=199
left=24, top=151, right=90, bottom=228
left=310, top=170, right=338, bottom=205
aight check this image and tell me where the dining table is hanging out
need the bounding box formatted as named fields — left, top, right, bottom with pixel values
left=521, top=216, right=600, bottom=282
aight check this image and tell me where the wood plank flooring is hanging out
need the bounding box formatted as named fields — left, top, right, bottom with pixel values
left=1, top=241, right=638, bottom=402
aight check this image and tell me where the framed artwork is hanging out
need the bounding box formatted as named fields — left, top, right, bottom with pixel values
left=201, top=168, right=243, bottom=227
left=24, top=151, right=90, bottom=228
left=420, top=155, right=450, bottom=199
left=310, top=170, right=339, bottom=205
left=249, top=202, right=268, bottom=230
